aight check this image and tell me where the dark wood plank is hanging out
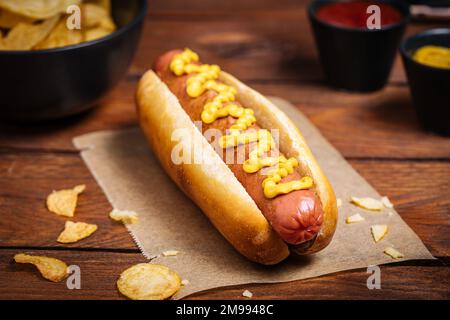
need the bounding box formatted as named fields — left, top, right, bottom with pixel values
left=1, top=79, right=449, bottom=159
left=1, top=152, right=449, bottom=256
left=0, top=249, right=447, bottom=299
left=350, top=160, right=450, bottom=258
left=140, top=0, right=450, bottom=84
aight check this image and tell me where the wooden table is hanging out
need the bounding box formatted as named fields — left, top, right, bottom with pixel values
left=1, top=0, right=449, bottom=300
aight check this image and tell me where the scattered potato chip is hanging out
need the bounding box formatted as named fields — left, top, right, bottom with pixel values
left=35, top=17, right=83, bottom=49
left=384, top=247, right=404, bottom=259
left=109, top=209, right=138, bottom=224
left=14, top=253, right=68, bottom=282
left=1, top=15, right=59, bottom=50
left=0, top=0, right=81, bottom=19
left=88, top=0, right=111, bottom=13
left=336, top=198, right=342, bottom=208
left=381, top=196, right=394, bottom=209
left=350, top=196, right=384, bottom=211
left=242, top=290, right=253, bottom=298
left=80, top=3, right=115, bottom=43
left=46, top=184, right=85, bottom=217
left=117, top=263, right=181, bottom=300
left=371, top=225, right=388, bottom=243
left=345, top=213, right=365, bottom=224
left=0, top=0, right=116, bottom=51
left=162, top=250, right=179, bottom=257
left=57, top=221, right=98, bottom=243
left=0, top=9, right=36, bottom=28
left=181, top=279, right=190, bottom=286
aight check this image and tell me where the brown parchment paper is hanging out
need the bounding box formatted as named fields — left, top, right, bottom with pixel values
left=73, top=97, right=433, bottom=299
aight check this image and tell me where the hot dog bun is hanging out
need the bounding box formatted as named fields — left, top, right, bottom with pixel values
left=136, top=55, right=338, bottom=265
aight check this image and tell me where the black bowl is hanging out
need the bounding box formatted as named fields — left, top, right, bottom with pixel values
left=400, top=28, right=450, bottom=136
left=0, top=0, right=147, bottom=122
left=309, top=0, right=410, bottom=92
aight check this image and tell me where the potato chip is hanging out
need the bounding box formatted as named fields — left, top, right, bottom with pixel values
left=0, top=9, right=36, bottom=28
left=82, top=3, right=114, bottom=30
left=46, top=184, right=85, bottom=217
left=0, top=0, right=81, bottom=19
left=181, top=279, right=190, bottom=286
left=350, top=196, right=384, bottom=211
left=0, top=0, right=116, bottom=51
left=14, top=253, right=68, bottom=282
left=381, top=196, right=394, bottom=209
left=345, top=213, right=365, bottom=224
left=162, top=250, right=179, bottom=257
left=87, top=0, right=111, bottom=13
left=34, top=16, right=83, bottom=49
left=371, top=224, right=388, bottom=243
left=384, top=247, right=404, bottom=259
left=109, top=209, right=138, bottom=224
left=57, top=221, right=98, bottom=243
left=1, top=15, right=59, bottom=50
left=117, top=264, right=181, bottom=300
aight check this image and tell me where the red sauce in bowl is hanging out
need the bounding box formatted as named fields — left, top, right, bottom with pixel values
left=316, top=1, right=403, bottom=29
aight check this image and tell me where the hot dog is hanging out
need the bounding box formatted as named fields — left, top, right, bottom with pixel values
left=136, top=48, right=338, bottom=264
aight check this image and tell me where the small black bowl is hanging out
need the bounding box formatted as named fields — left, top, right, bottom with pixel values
left=400, top=28, right=450, bottom=136
left=0, top=0, right=147, bottom=122
left=309, top=0, right=410, bottom=92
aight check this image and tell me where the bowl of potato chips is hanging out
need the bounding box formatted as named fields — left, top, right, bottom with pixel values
left=0, top=0, right=147, bottom=121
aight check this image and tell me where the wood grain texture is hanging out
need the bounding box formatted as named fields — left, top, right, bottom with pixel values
left=132, top=13, right=447, bottom=84
left=1, top=152, right=448, bottom=256
left=0, top=250, right=448, bottom=300
left=0, top=0, right=449, bottom=300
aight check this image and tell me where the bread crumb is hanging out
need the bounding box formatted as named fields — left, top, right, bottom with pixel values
left=345, top=213, right=365, bottom=224
left=371, top=225, right=388, bottom=243
left=242, top=290, right=253, bottom=298
left=162, top=250, right=179, bottom=257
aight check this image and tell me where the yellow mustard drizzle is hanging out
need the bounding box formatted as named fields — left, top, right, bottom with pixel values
left=170, top=48, right=313, bottom=199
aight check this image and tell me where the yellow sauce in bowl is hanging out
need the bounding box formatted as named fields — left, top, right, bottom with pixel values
left=413, top=45, right=450, bottom=70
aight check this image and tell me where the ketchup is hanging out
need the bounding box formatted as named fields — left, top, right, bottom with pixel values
left=315, top=1, right=403, bottom=29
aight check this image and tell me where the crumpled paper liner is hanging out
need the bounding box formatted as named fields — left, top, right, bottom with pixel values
left=74, top=97, right=433, bottom=299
